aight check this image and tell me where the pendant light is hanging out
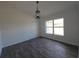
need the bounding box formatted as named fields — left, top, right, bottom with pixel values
left=35, top=1, right=40, bottom=19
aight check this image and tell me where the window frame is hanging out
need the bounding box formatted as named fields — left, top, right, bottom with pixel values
left=45, top=18, right=64, bottom=36
left=54, top=18, right=64, bottom=36
left=45, top=20, right=53, bottom=34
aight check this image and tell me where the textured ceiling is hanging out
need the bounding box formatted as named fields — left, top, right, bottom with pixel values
left=0, top=1, right=78, bottom=17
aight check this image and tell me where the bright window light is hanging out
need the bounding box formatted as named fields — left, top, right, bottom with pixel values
left=45, top=20, right=53, bottom=34
left=54, top=18, right=64, bottom=36
left=45, top=18, right=64, bottom=36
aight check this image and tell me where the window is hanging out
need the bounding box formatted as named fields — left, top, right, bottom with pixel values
left=54, top=18, right=64, bottom=36
left=45, top=20, right=53, bottom=34
left=45, top=18, right=64, bottom=36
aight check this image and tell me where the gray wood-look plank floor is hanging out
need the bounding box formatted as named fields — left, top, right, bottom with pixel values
left=1, top=37, right=78, bottom=58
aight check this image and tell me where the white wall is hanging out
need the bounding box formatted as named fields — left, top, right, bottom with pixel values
left=77, top=2, right=79, bottom=57
left=0, top=5, right=3, bottom=55
left=0, top=19, right=2, bottom=56
left=40, top=8, right=79, bottom=46
left=0, top=2, right=38, bottom=47
left=78, top=47, right=79, bottom=58
left=0, top=39, right=2, bottom=56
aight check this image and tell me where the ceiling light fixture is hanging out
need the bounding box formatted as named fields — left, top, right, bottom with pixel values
left=35, top=1, right=40, bottom=19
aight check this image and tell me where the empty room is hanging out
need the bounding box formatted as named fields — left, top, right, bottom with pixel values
left=0, top=1, right=79, bottom=58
